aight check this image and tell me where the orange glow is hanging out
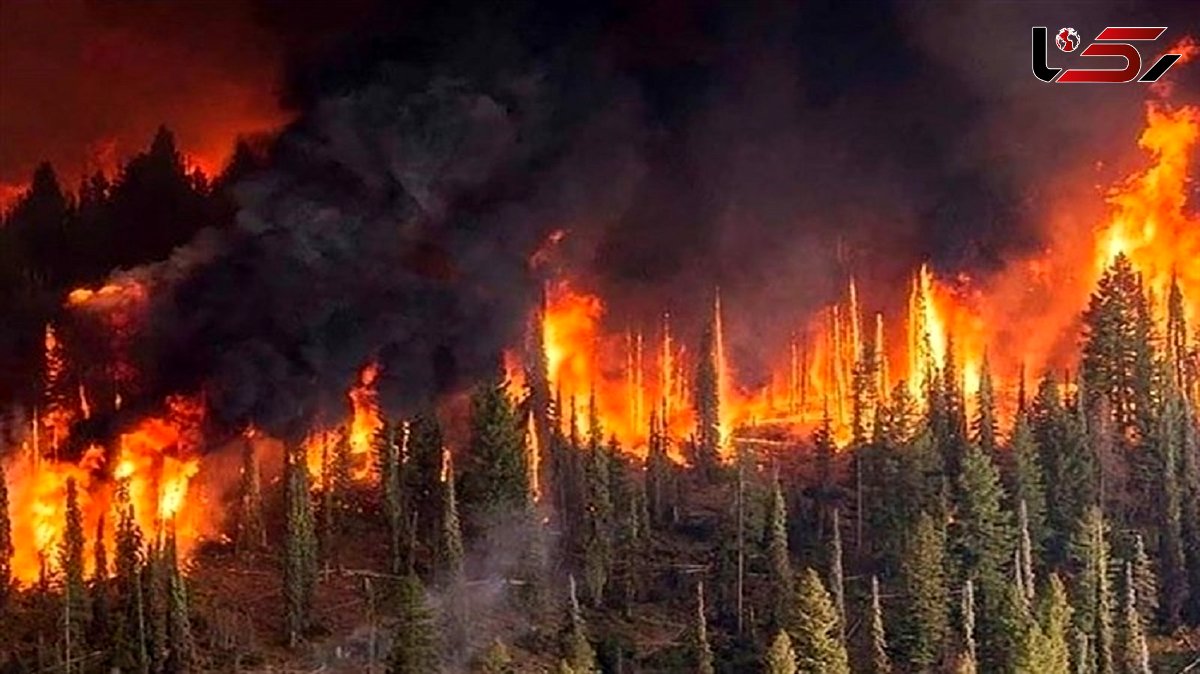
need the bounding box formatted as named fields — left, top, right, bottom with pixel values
left=7, top=396, right=208, bottom=586
left=348, top=361, right=383, bottom=480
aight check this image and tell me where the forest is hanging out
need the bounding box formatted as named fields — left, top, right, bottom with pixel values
left=0, top=125, right=1198, bottom=672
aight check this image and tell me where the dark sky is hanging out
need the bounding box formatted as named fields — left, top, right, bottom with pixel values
left=4, top=0, right=1199, bottom=415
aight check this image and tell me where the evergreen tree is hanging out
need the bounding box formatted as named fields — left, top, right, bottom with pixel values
left=865, top=576, right=891, bottom=674
left=561, top=576, right=598, bottom=674
left=765, top=630, right=798, bottom=674
left=812, top=411, right=839, bottom=534
left=958, top=579, right=978, bottom=674
left=765, top=475, right=795, bottom=630
left=112, top=479, right=148, bottom=673
left=1070, top=507, right=1113, bottom=674
left=284, top=443, right=318, bottom=647
left=1126, top=533, right=1157, bottom=632
left=1181, top=403, right=1200, bottom=625
left=1015, top=574, right=1072, bottom=674
left=1032, top=374, right=1095, bottom=567
left=235, top=437, right=266, bottom=555
left=829, top=508, right=846, bottom=639
left=693, top=581, right=715, bottom=674
left=1018, top=499, right=1035, bottom=604
left=1116, top=563, right=1150, bottom=674
left=896, top=512, right=948, bottom=670
left=60, top=477, right=87, bottom=666
left=388, top=575, right=438, bottom=674
left=439, top=456, right=465, bottom=587
left=951, top=444, right=1013, bottom=668
left=476, top=639, right=514, bottom=674
left=164, top=528, right=195, bottom=674
left=973, top=353, right=998, bottom=457
left=375, top=421, right=407, bottom=574
left=1154, top=386, right=1188, bottom=629
left=646, top=410, right=672, bottom=527
left=460, top=378, right=528, bottom=527
left=0, top=459, right=11, bottom=607
left=694, top=319, right=721, bottom=475
left=1009, top=412, right=1047, bottom=565
left=145, top=538, right=169, bottom=674
left=90, top=516, right=112, bottom=651
left=790, top=568, right=850, bottom=674
left=408, top=410, right=446, bottom=547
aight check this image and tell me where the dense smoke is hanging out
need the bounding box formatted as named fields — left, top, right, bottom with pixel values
left=65, top=0, right=1199, bottom=435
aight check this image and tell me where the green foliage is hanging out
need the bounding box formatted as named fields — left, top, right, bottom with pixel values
left=460, top=379, right=528, bottom=526
left=865, top=576, right=891, bottom=674
left=388, top=575, right=438, bottom=674
left=408, top=410, right=446, bottom=548
left=1015, top=573, right=1072, bottom=674
left=765, top=475, right=795, bottom=630
left=1116, top=563, right=1150, bottom=674
left=1009, top=412, right=1047, bottom=566
left=789, top=568, right=850, bottom=674
left=896, top=512, right=948, bottom=670
left=561, top=577, right=599, bottom=674
left=972, top=353, right=998, bottom=456
left=112, top=479, right=148, bottom=672
left=1070, top=507, right=1113, bottom=674
left=475, top=639, right=514, bottom=674
left=764, top=630, right=798, bottom=674
left=165, top=529, right=196, bottom=673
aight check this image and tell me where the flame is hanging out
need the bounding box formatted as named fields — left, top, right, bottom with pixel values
left=348, top=361, right=383, bottom=480
left=7, top=396, right=208, bottom=586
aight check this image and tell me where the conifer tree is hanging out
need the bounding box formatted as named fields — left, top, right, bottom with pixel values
left=646, top=410, right=671, bottom=527
left=0, top=459, right=11, bottom=607
left=1155, top=387, right=1188, bottom=629
left=476, top=639, right=514, bottom=674
left=112, top=479, right=148, bottom=673
left=1009, top=412, right=1047, bottom=564
left=951, top=443, right=1013, bottom=668
left=90, top=516, right=112, bottom=650
left=896, top=512, right=948, bottom=670
left=1181, top=404, right=1200, bottom=624
left=765, top=474, right=795, bottom=630
left=375, top=421, right=406, bottom=574
left=693, top=581, right=715, bottom=674
left=561, top=576, right=599, bottom=674
left=1018, top=500, right=1035, bottom=604
left=284, top=443, right=318, bottom=647
left=164, top=527, right=195, bottom=673
left=236, top=437, right=266, bottom=555
left=1126, top=533, right=1157, bottom=631
left=460, top=378, right=528, bottom=526
left=765, top=630, right=798, bottom=674
left=145, top=538, right=169, bottom=674
left=388, top=575, right=438, bottom=674
left=60, top=477, right=87, bottom=668
left=408, top=410, right=446, bottom=546
left=829, top=508, right=846, bottom=639
left=812, top=411, right=839, bottom=534
left=1070, top=507, right=1113, bottom=674
left=1116, top=563, right=1150, bottom=674
left=694, top=319, right=721, bottom=476
left=865, top=576, right=891, bottom=674
left=439, top=455, right=465, bottom=587
left=1015, top=573, right=1072, bottom=674
left=972, top=353, right=998, bottom=457
left=790, top=568, right=850, bottom=674
left=957, top=579, right=978, bottom=674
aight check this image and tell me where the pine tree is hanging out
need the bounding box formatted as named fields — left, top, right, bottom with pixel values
left=460, top=378, right=528, bottom=526
left=1116, top=563, right=1150, bottom=674
left=765, top=630, right=798, bottom=674
left=765, top=474, right=795, bottom=630
left=1126, top=533, right=1157, bottom=631
left=790, top=568, right=850, bottom=674
left=439, top=456, right=465, bottom=587
left=812, top=411, right=839, bottom=534
left=1070, top=507, right=1113, bottom=674
left=0, top=459, right=11, bottom=608
left=694, top=319, right=721, bottom=476
left=1015, top=573, right=1072, bottom=674
left=145, top=538, right=169, bottom=674
left=865, top=576, right=892, bottom=674
left=561, top=576, right=598, bottom=674
left=828, top=508, right=846, bottom=639
left=1181, top=403, right=1200, bottom=625
left=60, top=477, right=87, bottom=667
left=235, top=436, right=266, bottom=555
left=958, top=579, right=978, bottom=674
left=1154, top=385, right=1188, bottom=629
left=693, top=581, right=715, bottom=674
left=388, top=575, right=438, bottom=674
left=375, top=421, right=406, bottom=574
left=476, top=639, right=514, bottom=674
left=112, top=479, right=148, bottom=673
left=896, top=512, right=948, bottom=670
left=1009, top=412, right=1047, bottom=566
left=951, top=443, right=1013, bottom=669
left=164, top=527, right=195, bottom=673
left=89, top=516, right=112, bottom=651
left=284, top=443, right=318, bottom=647
left=408, top=410, right=446, bottom=547
left=973, top=353, right=998, bottom=457
left=1032, top=374, right=1095, bottom=567
left=646, top=410, right=671, bottom=527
